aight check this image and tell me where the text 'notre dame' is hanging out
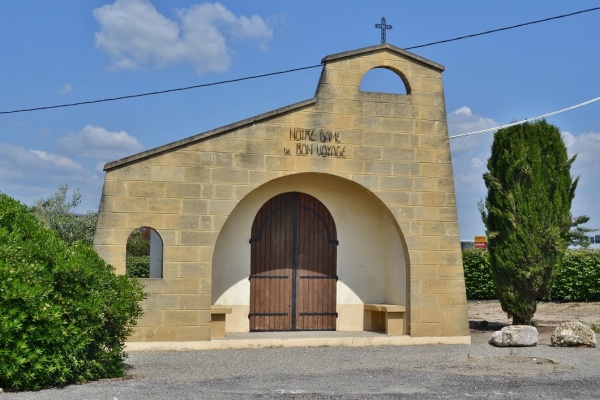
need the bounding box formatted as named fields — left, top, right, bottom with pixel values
left=285, top=128, right=346, bottom=158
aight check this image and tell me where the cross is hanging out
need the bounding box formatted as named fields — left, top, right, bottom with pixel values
left=375, top=17, right=392, bottom=44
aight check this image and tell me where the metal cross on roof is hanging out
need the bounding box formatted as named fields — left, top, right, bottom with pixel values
left=375, top=17, right=392, bottom=44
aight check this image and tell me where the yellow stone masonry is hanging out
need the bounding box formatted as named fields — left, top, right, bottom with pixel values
left=94, top=43, right=469, bottom=342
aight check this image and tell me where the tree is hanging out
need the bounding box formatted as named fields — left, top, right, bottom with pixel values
left=569, top=215, right=595, bottom=248
left=31, top=184, right=97, bottom=246
left=479, top=120, right=583, bottom=325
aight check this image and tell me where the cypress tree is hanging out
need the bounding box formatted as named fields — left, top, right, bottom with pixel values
left=480, top=120, right=577, bottom=325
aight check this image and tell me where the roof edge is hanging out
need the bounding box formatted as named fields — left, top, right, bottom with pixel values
left=104, top=97, right=317, bottom=171
left=321, top=43, right=444, bottom=72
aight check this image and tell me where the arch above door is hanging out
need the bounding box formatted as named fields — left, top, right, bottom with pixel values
left=211, top=172, right=409, bottom=333
left=249, top=192, right=338, bottom=331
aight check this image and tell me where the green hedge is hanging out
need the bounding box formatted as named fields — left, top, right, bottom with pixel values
left=126, top=254, right=150, bottom=278
left=462, top=248, right=600, bottom=301
left=551, top=250, right=600, bottom=301
left=0, top=194, right=146, bottom=391
left=462, top=249, right=496, bottom=300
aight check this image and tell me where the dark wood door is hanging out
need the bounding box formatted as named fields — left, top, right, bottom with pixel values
left=249, top=192, right=338, bottom=331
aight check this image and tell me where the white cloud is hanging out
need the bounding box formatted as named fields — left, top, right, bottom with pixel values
left=29, top=150, right=83, bottom=170
left=567, top=131, right=600, bottom=157
left=59, top=83, right=73, bottom=94
left=93, top=0, right=273, bottom=74
left=561, top=131, right=600, bottom=225
left=447, top=106, right=497, bottom=151
left=470, top=157, right=483, bottom=169
left=93, top=0, right=184, bottom=71
left=60, top=125, right=144, bottom=160
left=447, top=107, right=500, bottom=239
left=448, top=106, right=498, bottom=186
left=448, top=106, right=496, bottom=130
left=452, top=106, right=473, bottom=117
left=557, top=130, right=600, bottom=181
left=562, top=131, right=575, bottom=149
left=0, top=142, right=104, bottom=212
left=0, top=144, right=83, bottom=175
left=0, top=143, right=85, bottom=187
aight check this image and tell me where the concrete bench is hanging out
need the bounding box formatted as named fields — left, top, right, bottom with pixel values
left=211, top=306, right=232, bottom=338
left=364, top=304, right=406, bottom=335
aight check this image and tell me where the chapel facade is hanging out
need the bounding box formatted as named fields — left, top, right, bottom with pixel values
left=93, top=43, right=470, bottom=343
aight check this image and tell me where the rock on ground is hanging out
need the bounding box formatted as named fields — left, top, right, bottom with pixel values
left=489, top=325, right=538, bottom=347
left=551, top=321, right=597, bottom=348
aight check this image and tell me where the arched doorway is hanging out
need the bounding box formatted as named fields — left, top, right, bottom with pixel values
left=249, top=192, right=338, bottom=331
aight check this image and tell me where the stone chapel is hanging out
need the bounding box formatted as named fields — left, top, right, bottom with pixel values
left=93, top=43, right=470, bottom=344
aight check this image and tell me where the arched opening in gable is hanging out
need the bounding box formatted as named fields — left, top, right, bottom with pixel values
left=359, top=66, right=410, bottom=95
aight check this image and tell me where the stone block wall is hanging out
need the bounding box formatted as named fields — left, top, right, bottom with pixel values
left=94, top=44, right=469, bottom=341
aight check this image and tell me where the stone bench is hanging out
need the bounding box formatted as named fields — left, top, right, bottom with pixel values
left=364, top=304, right=406, bottom=335
left=211, top=305, right=232, bottom=338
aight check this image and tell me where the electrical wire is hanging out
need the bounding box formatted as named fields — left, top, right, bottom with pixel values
left=1, top=6, right=599, bottom=115
left=405, top=6, right=600, bottom=50
left=0, top=65, right=322, bottom=115
left=449, top=96, right=600, bottom=139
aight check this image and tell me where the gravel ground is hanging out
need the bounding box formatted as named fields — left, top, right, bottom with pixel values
left=2, top=343, right=598, bottom=399
left=3, top=301, right=599, bottom=399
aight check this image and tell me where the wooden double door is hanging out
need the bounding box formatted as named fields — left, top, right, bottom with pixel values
left=249, top=192, right=338, bottom=331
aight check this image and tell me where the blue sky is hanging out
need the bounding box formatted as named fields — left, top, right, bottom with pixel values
left=1, top=1, right=599, bottom=241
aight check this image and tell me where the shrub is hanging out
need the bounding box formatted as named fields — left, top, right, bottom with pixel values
left=126, top=255, right=150, bottom=278
left=0, top=193, right=146, bottom=391
left=462, top=249, right=495, bottom=300
left=550, top=250, right=600, bottom=301
left=462, top=248, right=600, bottom=302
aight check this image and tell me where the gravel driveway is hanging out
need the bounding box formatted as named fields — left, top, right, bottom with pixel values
left=3, top=342, right=598, bottom=399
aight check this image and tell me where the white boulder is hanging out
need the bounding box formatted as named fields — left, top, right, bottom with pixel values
left=551, top=322, right=596, bottom=348
left=489, top=325, right=538, bottom=347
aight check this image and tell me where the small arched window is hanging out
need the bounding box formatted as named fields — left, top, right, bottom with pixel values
left=126, top=226, right=163, bottom=278
left=359, top=67, right=410, bottom=95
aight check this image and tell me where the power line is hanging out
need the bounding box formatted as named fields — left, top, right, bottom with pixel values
left=1, top=6, right=599, bottom=116
left=0, top=65, right=322, bottom=115
left=405, top=6, right=600, bottom=50
left=449, top=96, right=600, bottom=139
